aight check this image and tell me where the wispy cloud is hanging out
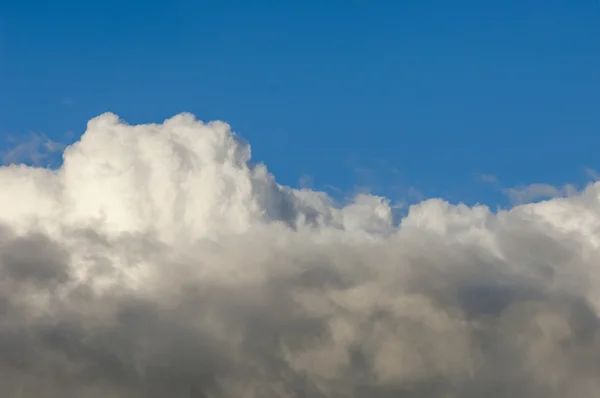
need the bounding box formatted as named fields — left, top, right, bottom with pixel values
left=473, top=172, right=499, bottom=185
left=583, top=167, right=600, bottom=181
left=474, top=173, right=583, bottom=205
left=1, top=132, right=66, bottom=167
left=505, top=182, right=577, bottom=204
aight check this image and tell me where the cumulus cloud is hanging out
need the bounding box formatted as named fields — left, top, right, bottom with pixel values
left=0, top=113, right=599, bottom=397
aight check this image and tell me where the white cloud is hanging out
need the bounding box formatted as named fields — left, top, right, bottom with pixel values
left=0, top=113, right=600, bottom=397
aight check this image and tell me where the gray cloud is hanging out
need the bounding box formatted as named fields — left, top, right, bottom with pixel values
left=0, top=113, right=599, bottom=397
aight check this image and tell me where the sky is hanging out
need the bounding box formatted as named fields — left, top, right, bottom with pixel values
left=1, top=0, right=599, bottom=208
left=2, top=3, right=600, bottom=395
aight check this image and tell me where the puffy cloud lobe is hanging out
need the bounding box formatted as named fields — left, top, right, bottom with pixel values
left=0, top=113, right=599, bottom=397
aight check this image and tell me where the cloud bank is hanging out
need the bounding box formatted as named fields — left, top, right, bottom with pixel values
left=1, top=113, right=599, bottom=397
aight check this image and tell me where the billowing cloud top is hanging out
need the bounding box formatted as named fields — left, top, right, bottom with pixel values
left=0, top=113, right=599, bottom=397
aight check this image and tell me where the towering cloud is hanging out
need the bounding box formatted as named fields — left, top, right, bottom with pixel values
left=0, top=113, right=599, bottom=397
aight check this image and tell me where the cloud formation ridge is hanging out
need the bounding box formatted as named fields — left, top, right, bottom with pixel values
left=0, top=113, right=599, bottom=397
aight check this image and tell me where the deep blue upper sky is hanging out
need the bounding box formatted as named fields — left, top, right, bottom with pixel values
left=1, top=0, right=599, bottom=207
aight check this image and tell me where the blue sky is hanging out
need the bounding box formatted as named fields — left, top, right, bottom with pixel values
left=1, top=0, right=599, bottom=208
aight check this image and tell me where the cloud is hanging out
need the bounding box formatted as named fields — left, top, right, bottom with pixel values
left=0, top=112, right=599, bottom=397
left=584, top=167, right=600, bottom=181
left=473, top=173, right=499, bottom=184
left=1, top=132, right=66, bottom=167
left=474, top=174, right=583, bottom=205
left=505, top=183, right=579, bottom=204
